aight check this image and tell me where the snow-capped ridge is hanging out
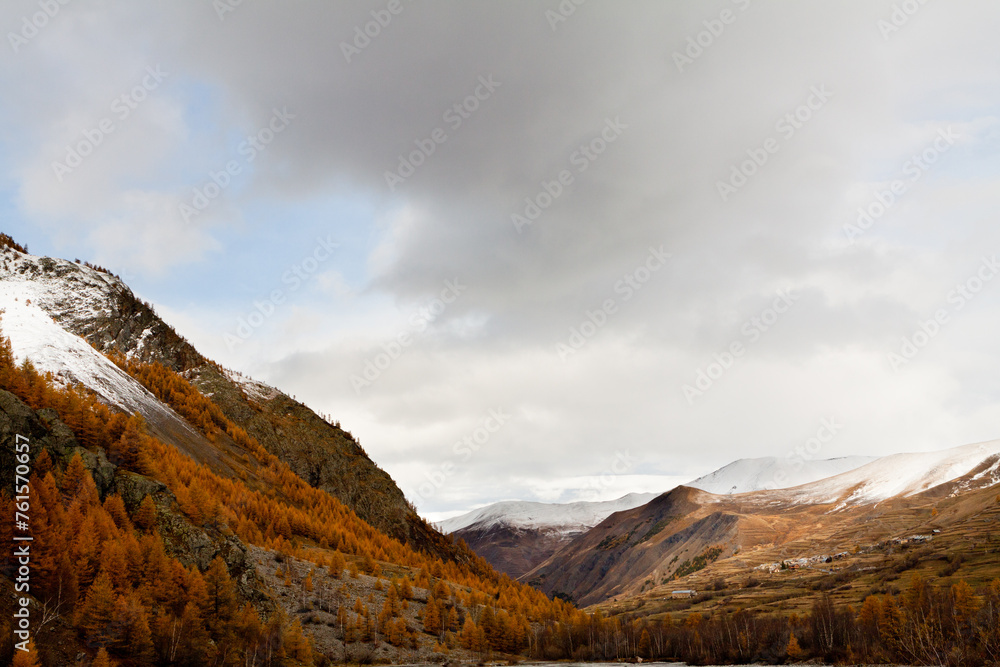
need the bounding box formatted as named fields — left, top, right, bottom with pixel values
left=685, top=455, right=878, bottom=495
left=439, top=492, right=659, bottom=535
left=0, top=245, right=131, bottom=337
left=778, top=439, right=1000, bottom=506
left=442, top=455, right=880, bottom=535
left=0, top=245, right=200, bottom=436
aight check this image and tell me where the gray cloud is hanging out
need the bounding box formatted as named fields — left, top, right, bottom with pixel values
left=4, top=0, right=1000, bottom=516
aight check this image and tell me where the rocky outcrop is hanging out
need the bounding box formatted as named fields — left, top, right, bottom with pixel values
left=0, top=389, right=266, bottom=603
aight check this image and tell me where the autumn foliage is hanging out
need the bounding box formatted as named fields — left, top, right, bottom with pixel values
left=0, top=332, right=580, bottom=664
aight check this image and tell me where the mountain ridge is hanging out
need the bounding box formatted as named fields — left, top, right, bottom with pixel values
left=0, top=242, right=462, bottom=557
left=524, top=438, right=1000, bottom=606
left=443, top=454, right=878, bottom=579
left=0, top=236, right=585, bottom=665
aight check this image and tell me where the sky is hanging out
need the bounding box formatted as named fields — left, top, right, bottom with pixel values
left=2, top=1, right=1000, bottom=522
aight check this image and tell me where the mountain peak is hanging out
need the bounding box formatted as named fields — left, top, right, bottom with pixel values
left=0, top=242, right=447, bottom=553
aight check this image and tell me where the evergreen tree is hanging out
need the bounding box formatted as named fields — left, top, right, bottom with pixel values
left=92, top=648, right=114, bottom=667
left=283, top=618, right=314, bottom=665
left=204, top=556, right=238, bottom=635
left=77, top=570, right=117, bottom=647
left=112, top=417, right=147, bottom=471
left=328, top=551, right=346, bottom=579
left=11, top=639, right=41, bottom=667
left=638, top=628, right=651, bottom=658
left=102, top=494, right=133, bottom=532
left=134, top=495, right=157, bottom=532
left=423, top=597, right=443, bottom=636
left=61, top=452, right=88, bottom=500
left=384, top=584, right=401, bottom=615
left=786, top=632, right=803, bottom=661
left=175, top=601, right=212, bottom=665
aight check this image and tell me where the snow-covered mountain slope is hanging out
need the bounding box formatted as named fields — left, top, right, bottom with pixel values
left=0, top=246, right=217, bottom=451
left=440, top=492, right=659, bottom=535
left=0, top=244, right=206, bottom=372
left=686, top=455, right=878, bottom=495
left=778, top=439, right=1000, bottom=507
left=0, top=285, right=153, bottom=413
left=0, top=242, right=444, bottom=549
left=526, top=438, right=1000, bottom=605
left=1, top=247, right=124, bottom=336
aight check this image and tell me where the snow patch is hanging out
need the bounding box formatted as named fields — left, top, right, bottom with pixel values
left=224, top=367, right=278, bottom=401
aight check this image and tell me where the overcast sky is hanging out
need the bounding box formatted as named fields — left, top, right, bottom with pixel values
left=3, top=1, right=1000, bottom=521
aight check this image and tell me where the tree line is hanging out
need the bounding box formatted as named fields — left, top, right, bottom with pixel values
left=498, top=574, right=1000, bottom=664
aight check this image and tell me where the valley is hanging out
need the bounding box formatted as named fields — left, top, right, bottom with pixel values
left=2, top=236, right=999, bottom=665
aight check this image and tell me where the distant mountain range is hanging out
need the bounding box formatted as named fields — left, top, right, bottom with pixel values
left=444, top=440, right=1000, bottom=607
left=442, top=453, right=877, bottom=577
left=438, top=493, right=659, bottom=579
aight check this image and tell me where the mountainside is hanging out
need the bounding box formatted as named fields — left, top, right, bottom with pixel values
left=0, top=237, right=583, bottom=666
left=778, top=440, right=1000, bottom=506
left=686, top=455, right=877, bottom=495
left=0, top=241, right=439, bottom=553
left=441, top=493, right=657, bottom=578
left=525, top=439, right=1000, bottom=607
left=445, top=454, right=875, bottom=579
